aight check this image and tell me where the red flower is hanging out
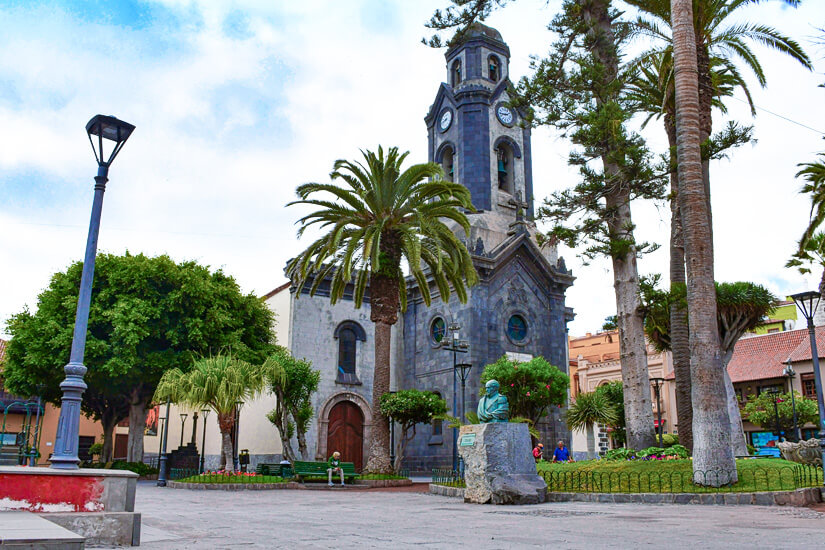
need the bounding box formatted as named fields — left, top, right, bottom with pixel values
left=545, top=385, right=551, bottom=389
left=511, top=383, right=515, bottom=387
left=526, top=391, right=531, bottom=396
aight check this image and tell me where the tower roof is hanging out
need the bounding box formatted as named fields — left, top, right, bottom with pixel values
left=464, top=22, right=503, bottom=43
left=446, top=21, right=509, bottom=60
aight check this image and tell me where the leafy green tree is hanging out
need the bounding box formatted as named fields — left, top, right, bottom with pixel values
left=566, top=392, right=620, bottom=459
left=263, top=348, right=320, bottom=461
left=155, top=353, right=272, bottom=472
left=595, top=381, right=626, bottom=447
left=788, top=231, right=825, bottom=297
left=479, top=356, right=569, bottom=426
left=742, top=391, right=819, bottom=439
left=602, top=316, right=618, bottom=331
left=286, top=146, right=477, bottom=473
left=789, top=155, right=825, bottom=293
left=380, top=390, right=447, bottom=472
left=3, top=253, right=276, bottom=462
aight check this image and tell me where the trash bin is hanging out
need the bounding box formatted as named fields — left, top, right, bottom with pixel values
left=239, top=449, right=250, bottom=472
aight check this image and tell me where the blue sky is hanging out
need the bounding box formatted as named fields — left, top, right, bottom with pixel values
left=1, top=0, right=825, bottom=339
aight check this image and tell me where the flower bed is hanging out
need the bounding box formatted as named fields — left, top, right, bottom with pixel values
left=177, top=471, right=289, bottom=484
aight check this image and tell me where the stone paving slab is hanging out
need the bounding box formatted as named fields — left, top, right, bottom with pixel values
left=102, top=481, right=825, bottom=549
left=0, top=510, right=85, bottom=548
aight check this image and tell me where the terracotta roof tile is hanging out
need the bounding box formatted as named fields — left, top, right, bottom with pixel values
left=727, top=328, right=825, bottom=383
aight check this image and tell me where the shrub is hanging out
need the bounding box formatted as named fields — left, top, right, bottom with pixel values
left=84, top=461, right=159, bottom=476
left=660, top=433, right=679, bottom=447
left=604, top=448, right=635, bottom=461
left=88, top=442, right=103, bottom=459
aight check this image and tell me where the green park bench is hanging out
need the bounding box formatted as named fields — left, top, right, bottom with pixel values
left=292, top=460, right=359, bottom=483
left=255, top=463, right=292, bottom=477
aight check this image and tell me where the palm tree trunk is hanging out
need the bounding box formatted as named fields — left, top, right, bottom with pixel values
left=584, top=0, right=655, bottom=452
left=586, top=423, right=596, bottom=459
left=217, top=412, right=235, bottom=473
left=671, top=0, right=737, bottom=485
left=666, top=116, right=693, bottom=454
left=364, top=318, right=393, bottom=473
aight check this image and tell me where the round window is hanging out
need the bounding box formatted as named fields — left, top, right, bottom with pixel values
left=507, top=315, right=527, bottom=342
left=431, top=317, right=447, bottom=343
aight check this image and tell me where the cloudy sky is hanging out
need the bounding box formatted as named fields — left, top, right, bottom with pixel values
left=1, top=0, right=824, bottom=341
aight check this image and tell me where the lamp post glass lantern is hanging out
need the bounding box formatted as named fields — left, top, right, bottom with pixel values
left=50, top=115, right=134, bottom=470
left=790, top=290, right=825, bottom=482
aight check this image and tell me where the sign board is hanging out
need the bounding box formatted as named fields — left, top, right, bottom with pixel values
left=505, top=351, right=533, bottom=362
left=459, top=433, right=477, bottom=447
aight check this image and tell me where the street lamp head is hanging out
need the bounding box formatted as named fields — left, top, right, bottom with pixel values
left=783, top=361, right=796, bottom=378
left=86, top=114, right=135, bottom=168
left=649, top=377, right=665, bottom=387
left=790, top=291, right=821, bottom=325
left=180, top=413, right=188, bottom=420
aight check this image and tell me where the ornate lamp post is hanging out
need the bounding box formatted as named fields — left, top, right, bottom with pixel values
left=178, top=413, right=188, bottom=447
left=650, top=377, right=665, bottom=447
left=767, top=389, right=782, bottom=439
left=200, top=409, right=210, bottom=473
left=783, top=361, right=800, bottom=442
left=441, top=323, right=469, bottom=471
left=790, top=291, right=825, bottom=477
left=157, top=399, right=171, bottom=487
left=51, top=115, right=135, bottom=470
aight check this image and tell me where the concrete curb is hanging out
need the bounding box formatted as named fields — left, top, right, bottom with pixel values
left=429, top=484, right=465, bottom=499
left=430, top=484, right=823, bottom=507
left=167, top=481, right=303, bottom=490
left=359, top=479, right=413, bottom=488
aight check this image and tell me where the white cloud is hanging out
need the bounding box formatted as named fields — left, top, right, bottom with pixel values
left=1, top=0, right=824, bottom=343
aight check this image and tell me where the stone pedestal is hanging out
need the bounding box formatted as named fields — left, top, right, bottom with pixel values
left=458, top=423, right=546, bottom=505
left=0, top=466, right=140, bottom=546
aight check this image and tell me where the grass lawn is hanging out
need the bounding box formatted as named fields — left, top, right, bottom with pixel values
left=537, top=458, right=823, bottom=493
left=177, top=474, right=288, bottom=484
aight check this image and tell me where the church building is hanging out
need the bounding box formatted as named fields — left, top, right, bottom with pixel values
left=264, top=24, right=575, bottom=473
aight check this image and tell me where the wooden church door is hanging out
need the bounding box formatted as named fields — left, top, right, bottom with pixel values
left=327, top=401, right=364, bottom=471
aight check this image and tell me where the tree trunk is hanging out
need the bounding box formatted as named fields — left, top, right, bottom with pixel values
left=363, top=249, right=401, bottom=474
left=723, top=370, right=748, bottom=456
left=666, top=116, right=693, bottom=453
left=289, top=405, right=309, bottom=460
left=217, top=412, right=235, bottom=473
left=126, top=388, right=146, bottom=463
left=585, top=0, right=656, bottom=452
left=586, top=423, right=596, bottom=459
left=100, top=410, right=118, bottom=463
left=364, top=319, right=393, bottom=473
left=671, top=0, right=737, bottom=485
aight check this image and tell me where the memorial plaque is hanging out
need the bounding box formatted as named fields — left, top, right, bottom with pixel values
left=459, top=433, right=476, bottom=447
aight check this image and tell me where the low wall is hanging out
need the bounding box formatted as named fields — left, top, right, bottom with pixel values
left=429, top=484, right=465, bottom=499
left=359, top=479, right=413, bottom=488
left=0, top=466, right=137, bottom=513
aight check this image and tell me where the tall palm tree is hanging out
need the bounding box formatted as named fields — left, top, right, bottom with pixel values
left=788, top=231, right=825, bottom=298
left=627, top=0, right=810, bottom=457
left=627, top=50, right=754, bottom=454
left=669, top=0, right=737, bottom=485
left=155, top=354, right=268, bottom=473
left=566, top=392, right=620, bottom=459
left=287, top=146, right=478, bottom=473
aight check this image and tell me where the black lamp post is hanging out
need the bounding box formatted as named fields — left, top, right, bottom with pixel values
left=51, top=115, right=135, bottom=470
left=783, top=361, right=800, bottom=442
left=650, top=377, right=665, bottom=447
left=233, top=401, right=244, bottom=471
left=157, top=399, right=171, bottom=486
left=790, top=291, right=825, bottom=476
left=441, top=322, right=469, bottom=471
left=179, top=413, right=188, bottom=447
left=388, top=391, right=396, bottom=470
left=200, top=409, right=209, bottom=473
left=767, top=389, right=783, bottom=439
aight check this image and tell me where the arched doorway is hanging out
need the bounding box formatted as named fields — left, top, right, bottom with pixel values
left=327, top=401, right=364, bottom=471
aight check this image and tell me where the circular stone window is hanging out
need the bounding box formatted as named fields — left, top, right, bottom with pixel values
left=507, top=314, right=528, bottom=342
left=431, top=317, right=447, bottom=343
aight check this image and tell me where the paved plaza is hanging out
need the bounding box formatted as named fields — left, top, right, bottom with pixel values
left=122, top=482, right=825, bottom=549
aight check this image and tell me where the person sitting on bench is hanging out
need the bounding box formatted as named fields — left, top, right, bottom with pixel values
left=327, top=451, right=344, bottom=486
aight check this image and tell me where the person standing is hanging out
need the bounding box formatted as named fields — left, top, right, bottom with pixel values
left=552, top=440, right=572, bottom=463
left=327, top=451, right=345, bottom=486
left=532, top=443, right=544, bottom=463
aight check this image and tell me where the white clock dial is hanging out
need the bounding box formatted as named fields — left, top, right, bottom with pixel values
left=440, top=110, right=452, bottom=131
left=497, top=105, right=514, bottom=125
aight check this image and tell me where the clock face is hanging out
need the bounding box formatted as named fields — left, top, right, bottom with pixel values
left=439, top=109, right=452, bottom=131
left=497, top=105, right=514, bottom=125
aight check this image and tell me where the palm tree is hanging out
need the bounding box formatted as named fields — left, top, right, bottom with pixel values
left=792, top=154, right=825, bottom=262
left=155, top=354, right=269, bottom=473
left=566, top=392, right=620, bottom=459
left=287, top=146, right=478, bottom=473
left=788, top=231, right=825, bottom=298
left=626, top=0, right=810, bottom=455
left=669, top=0, right=736, bottom=485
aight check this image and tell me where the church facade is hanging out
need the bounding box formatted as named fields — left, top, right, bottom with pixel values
left=265, top=24, right=575, bottom=473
